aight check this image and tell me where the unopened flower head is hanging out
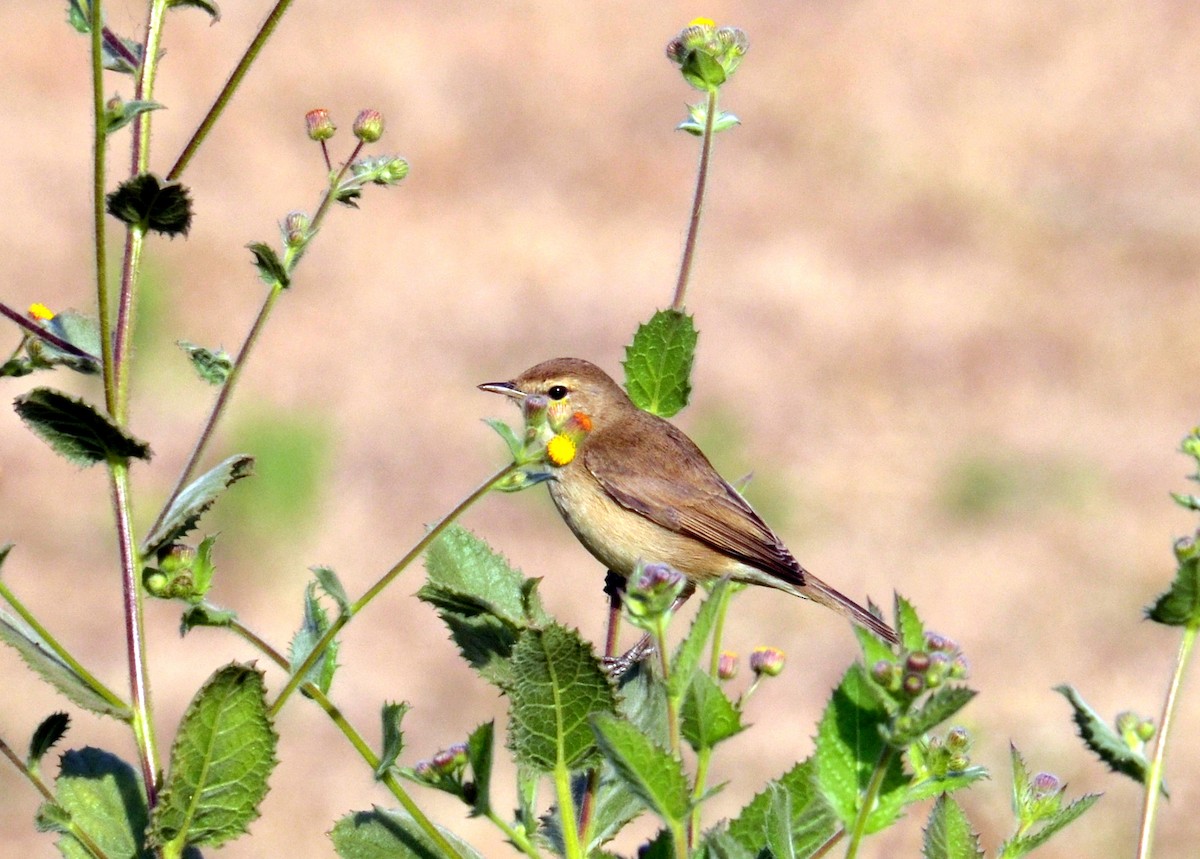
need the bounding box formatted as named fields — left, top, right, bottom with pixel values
left=624, top=561, right=686, bottom=623
left=750, top=646, right=786, bottom=677
left=664, top=18, right=749, bottom=86
left=353, top=109, right=385, bottom=143
left=281, top=211, right=311, bottom=248
left=717, top=651, right=738, bottom=680
left=305, top=108, right=336, bottom=141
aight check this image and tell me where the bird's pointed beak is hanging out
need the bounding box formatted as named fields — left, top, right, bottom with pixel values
left=478, top=380, right=525, bottom=400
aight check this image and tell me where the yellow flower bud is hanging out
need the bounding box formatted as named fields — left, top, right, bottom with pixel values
left=546, top=434, right=577, bottom=466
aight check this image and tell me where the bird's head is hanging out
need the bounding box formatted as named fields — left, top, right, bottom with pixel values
left=478, top=357, right=632, bottom=431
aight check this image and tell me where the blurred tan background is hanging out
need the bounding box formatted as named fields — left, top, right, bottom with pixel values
left=2, top=1, right=1199, bottom=856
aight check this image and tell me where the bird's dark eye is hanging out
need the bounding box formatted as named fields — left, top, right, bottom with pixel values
left=547, top=384, right=569, bottom=400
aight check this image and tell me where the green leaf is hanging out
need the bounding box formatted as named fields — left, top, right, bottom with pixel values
left=815, top=664, right=908, bottom=832
left=104, top=97, right=164, bottom=135
left=314, top=565, right=351, bottom=616
left=0, top=608, right=131, bottom=719
left=725, top=758, right=839, bottom=858
left=681, top=670, right=744, bottom=751
left=14, top=387, right=151, bottom=466
left=465, top=721, right=494, bottom=817
left=150, top=663, right=279, bottom=851
left=180, top=602, right=238, bottom=634
left=50, top=747, right=149, bottom=859
left=507, top=625, right=616, bottom=772
left=697, top=828, right=757, bottom=859
left=668, top=578, right=730, bottom=700
left=33, top=310, right=102, bottom=373
left=106, top=173, right=193, bottom=236
left=906, top=767, right=990, bottom=803
left=330, top=807, right=484, bottom=859
left=623, top=309, right=698, bottom=417
left=923, top=795, right=983, bottom=859
left=167, top=0, right=220, bottom=20
left=65, top=0, right=89, bottom=33
left=999, top=793, right=1100, bottom=857
left=29, top=712, right=71, bottom=766
left=288, top=581, right=339, bottom=695
left=484, top=417, right=523, bottom=460
left=894, top=593, right=927, bottom=651
left=177, top=340, right=233, bottom=385
left=590, top=713, right=690, bottom=824
left=1147, top=554, right=1200, bottom=626
left=891, top=686, right=978, bottom=745
left=579, top=767, right=647, bottom=852
left=246, top=241, right=291, bottom=288
left=375, top=702, right=409, bottom=779
left=681, top=49, right=726, bottom=91
left=1054, top=685, right=1148, bottom=784
left=142, top=454, right=253, bottom=554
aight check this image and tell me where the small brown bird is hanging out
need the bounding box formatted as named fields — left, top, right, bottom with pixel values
left=480, top=357, right=897, bottom=645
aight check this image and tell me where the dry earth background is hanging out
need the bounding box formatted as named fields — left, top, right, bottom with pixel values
left=2, top=1, right=1199, bottom=856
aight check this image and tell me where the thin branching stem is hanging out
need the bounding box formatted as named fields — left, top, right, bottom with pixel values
left=89, top=0, right=114, bottom=413
left=670, top=88, right=718, bottom=312
left=844, top=744, right=896, bottom=859
left=1136, top=624, right=1198, bottom=859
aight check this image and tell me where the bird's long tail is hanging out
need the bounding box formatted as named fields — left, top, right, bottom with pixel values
left=799, top=570, right=897, bottom=645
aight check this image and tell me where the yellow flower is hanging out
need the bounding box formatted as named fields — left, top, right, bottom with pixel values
left=546, top=434, right=577, bottom=467
left=27, top=302, right=55, bottom=321
left=690, top=16, right=716, bottom=27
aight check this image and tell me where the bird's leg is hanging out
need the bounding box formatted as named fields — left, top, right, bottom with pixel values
left=601, top=579, right=697, bottom=678
left=601, top=570, right=626, bottom=658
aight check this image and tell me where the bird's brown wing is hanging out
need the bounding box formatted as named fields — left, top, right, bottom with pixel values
left=583, top=412, right=805, bottom=587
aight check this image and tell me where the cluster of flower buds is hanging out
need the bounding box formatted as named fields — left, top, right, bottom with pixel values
left=1115, top=710, right=1156, bottom=751
left=871, top=631, right=969, bottom=699
left=665, top=18, right=748, bottom=91
left=411, top=742, right=471, bottom=797
left=623, top=562, right=687, bottom=629
left=920, top=726, right=973, bottom=777
left=142, top=542, right=212, bottom=602
left=493, top=394, right=593, bottom=492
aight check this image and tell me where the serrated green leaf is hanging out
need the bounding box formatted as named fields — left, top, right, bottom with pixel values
left=906, top=767, right=990, bottom=803
left=65, top=0, right=89, bottom=33
left=375, top=702, right=409, bottom=779
left=681, top=670, right=744, bottom=751
left=14, top=387, right=151, bottom=466
left=763, top=783, right=797, bottom=859
left=815, top=664, right=908, bottom=832
left=1171, top=492, right=1200, bottom=511
left=725, top=758, right=839, bottom=857
left=638, top=829, right=676, bottom=859
left=1054, top=685, right=1148, bottom=784
left=177, top=340, right=232, bottom=385
left=104, top=98, right=164, bottom=135
left=246, top=241, right=290, bottom=288
left=29, top=712, right=71, bottom=766
left=423, top=525, right=546, bottom=627
left=314, top=565, right=351, bottom=616
left=288, top=582, right=339, bottom=695
left=623, top=309, right=697, bottom=417
left=894, top=594, right=926, bottom=651
left=143, top=454, right=253, bottom=554
left=150, top=663, right=278, bottom=851
left=485, top=418, right=523, bottom=460
left=891, top=686, right=978, bottom=745
left=465, top=721, right=494, bottom=817
left=999, top=793, right=1101, bottom=857
left=180, top=602, right=238, bottom=634
left=106, top=173, right=193, bottom=236
left=697, top=828, right=757, bottom=859
left=579, top=767, right=647, bottom=852
left=1147, top=554, right=1200, bottom=626
left=669, top=578, right=730, bottom=700
left=508, top=625, right=615, bottom=772
left=167, top=0, right=220, bottom=19
left=923, top=795, right=983, bottom=859
left=590, top=713, right=690, bottom=824
left=0, top=608, right=131, bottom=719
left=330, top=807, right=484, bottom=859
left=52, top=747, right=149, bottom=859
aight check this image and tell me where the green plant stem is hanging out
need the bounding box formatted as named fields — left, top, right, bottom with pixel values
left=654, top=617, right=682, bottom=762
left=88, top=0, right=114, bottom=413
left=486, top=810, right=542, bottom=859
left=168, top=0, right=298, bottom=180
left=552, top=759, right=584, bottom=859
left=670, top=88, right=718, bottom=312
left=844, top=744, right=896, bottom=859
left=1136, top=624, right=1198, bottom=859
left=271, top=464, right=517, bottom=715
left=0, top=580, right=129, bottom=714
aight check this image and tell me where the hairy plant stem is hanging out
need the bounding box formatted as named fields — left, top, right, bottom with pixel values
left=270, top=464, right=517, bottom=715
left=670, top=88, right=718, bottom=312
left=1136, top=624, right=1198, bottom=859
left=553, top=758, right=584, bottom=859
left=89, top=0, right=114, bottom=412
left=844, top=744, right=896, bottom=859
left=168, top=0, right=298, bottom=180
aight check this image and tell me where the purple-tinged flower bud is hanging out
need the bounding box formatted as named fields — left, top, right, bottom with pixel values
left=413, top=759, right=433, bottom=779
left=902, top=672, right=925, bottom=696
left=353, top=109, right=385, bottom=143
left=305, top=108, right=336, bottom=141
left=946, top=727, right=970, bottom=753
left=624, top=562, right=687, bottom=624
left=871, top=659, right=897, bottom=686
left=717, top=651, right=738, bottom=681
left=925, top=632, right=956, bottom=652
left=1032, top=772, right=1060, bottom=797
left=906, top=651, right=931, bottom=673
left=750, top=646, right=786, bottom=678
left=281, top=211, right=310, bottom=248
left=950, top=654, right=969, bottom=679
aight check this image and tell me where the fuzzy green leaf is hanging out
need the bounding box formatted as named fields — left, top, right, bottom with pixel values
left=590, top=713, right=690, bottom=824
left=724, top=758, right=839, bottom=857
left=14, top=387, right=151, bottom=466
left=177, top=340, right=232, bottom=385
left=815, top=664, right=908, bottom=832
left=330, top=807, right=484, bottom=859
left=142, top=455, right=253, bottom=554
left=681, top=670, right=744, bottom=751
left=578, top=767, right=647, bottom=852
left=507, top=625, right=615, bottom=772
left=50, top=747, right=149, bottom=859
left=923, top=795, right=983, bottom=859
left=999, top=793, right=1101, bottom=857
left=1147, top=554, right=1200, bottom=627
left=288, top=582, right=339, bottom=695
left=314, top=565, right=351, bottom=616
left=32, top=310, right=102, bottom=372
left=246, top=241, right=290, bottom=288
left=906, top=767, right=990, bottom=803
left=29, top=712, right=71, bottom=766
left=891, top=686, right=978, bottom=745
left=465, top=721, right=494, bottom=817
left=623, top=309, right=697, bottom=417
left=484, top=417, right=523, bottom=460
left=106, top=173, right=193, bottom=236
left=1054, top=685, right=1148, bottom=784
left=104, top=98, right=164, bottom=135
left=894, top=593, right=927, bottom=651
left=0, top=608, right=131, bottom=719
left=180, top=602, right=238, bottom=634
left=150, top=663, right=278, bottom=851
left=681, top=50, right=726, bottom=91
left=375, top=702, right=409, bottom=779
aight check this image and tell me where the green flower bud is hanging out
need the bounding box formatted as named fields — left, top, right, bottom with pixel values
left=945, top=727, right=970, bottom=754
left=1174, top=535, right=1200, bottom=563
left=143, top=568, right=169, bottom=597
left=305, top=108, right=336, bottom=141
left=871, top=659, right=897, bottom=687
left=750, top=646, right=786, bottom=678
left=353, top=109, right=385, bottom=143
left=1136, top=719, right=1156, bottom=743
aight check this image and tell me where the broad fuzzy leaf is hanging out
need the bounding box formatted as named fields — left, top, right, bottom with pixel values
left=150, top=664, right=278, bottom=851
left=29, top=712, right=71, bottom=765
left=891, top=686, right=978, bottom=745
left=14, top=388, right=151, bottom=466
left=142, top=454, right=253, bottom=554
left=1054, top=685, right=1148, bottom=784
left=314, top=565, right=351, bottom=616
left=590, top=713, right=690, bottom=824
left=681, top=670, right=744, bottom=751
left=724, top=758, right=839, bottom=857
left=623, top=309, right=697, bottom=417
left=999, top=793, right=1101, bottom=857
left=1147, top=554, right=1200, bottom=627
left=330, top=807, right=484, bottom=859
left=923, top=795, right=983, bottom=859
left=507, top=625, right=615, bottom=772
left=106, top=173, right=193, bottom=236
left=180, top=602, right=238, bottom=634
left=246, top=241, right=290, bottom=288
left=49, top=747, right=148, bottom=859
left=33, top=310, right=102, bottom=373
